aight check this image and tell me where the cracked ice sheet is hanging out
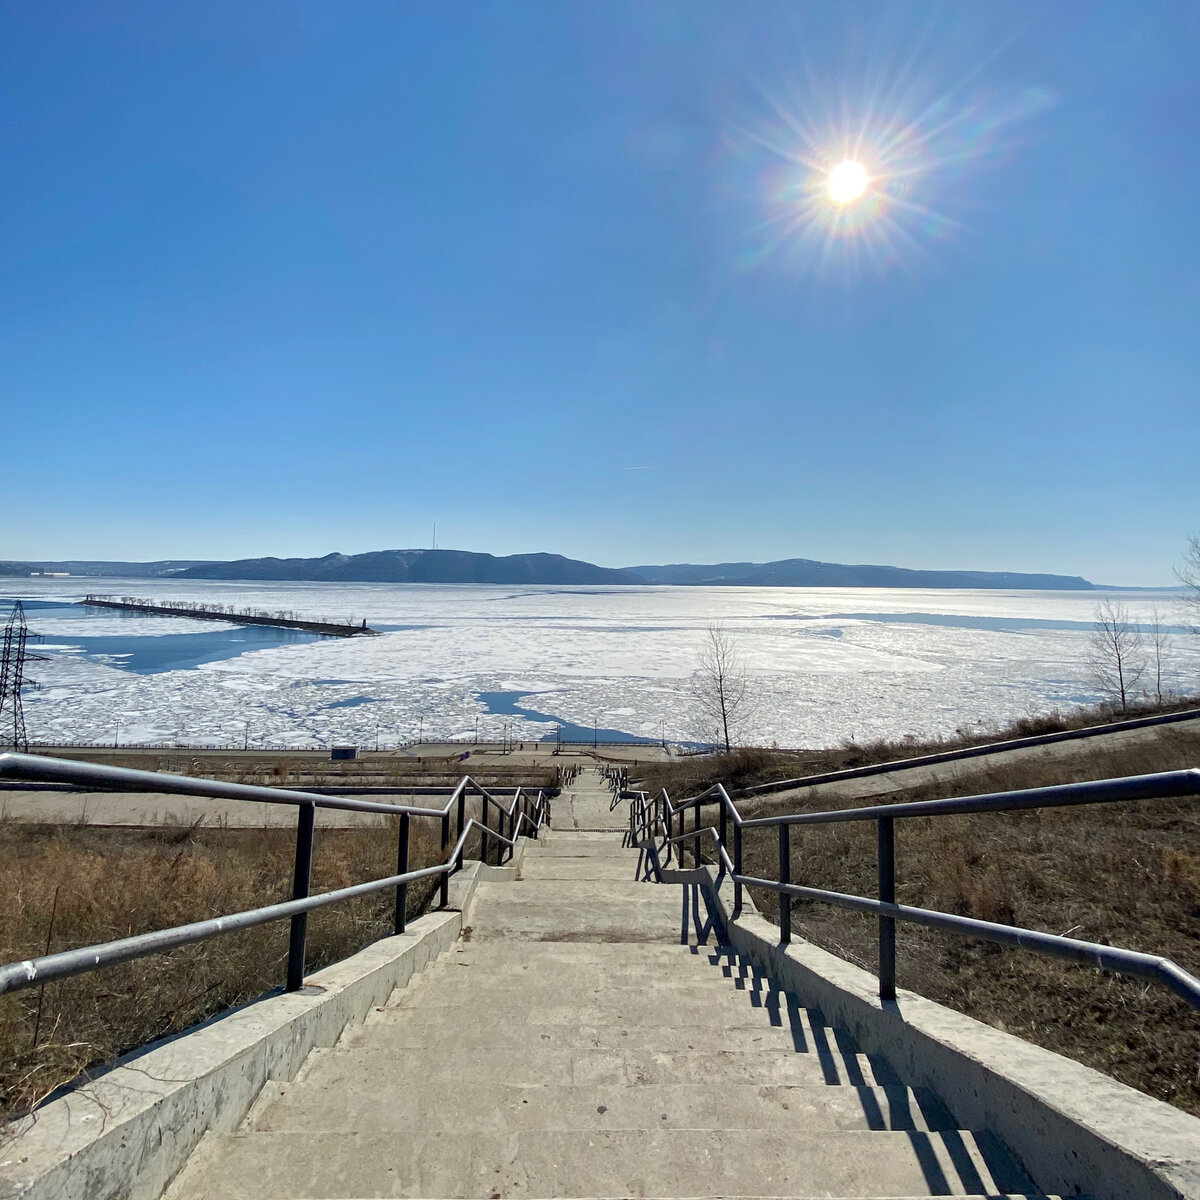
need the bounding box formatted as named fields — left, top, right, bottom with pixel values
left=10, top=578, right=1198, bottom=749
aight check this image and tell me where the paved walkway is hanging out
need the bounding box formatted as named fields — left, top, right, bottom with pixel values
left=548, top=767, right=628, bottom=832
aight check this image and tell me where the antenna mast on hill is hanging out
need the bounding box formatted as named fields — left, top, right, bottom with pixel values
left=0, top=600, right=46, bottom=751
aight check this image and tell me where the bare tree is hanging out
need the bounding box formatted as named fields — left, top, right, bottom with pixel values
left=1088, top=599, right=1146, bottom=714
left=1177, top=533, right=1200, bottom=632
left=1147, top=604, right=1171, bottom=705
left=690, top=623, right=750, bottom=752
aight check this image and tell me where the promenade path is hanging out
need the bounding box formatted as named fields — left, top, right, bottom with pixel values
left=164, top=768, right=1048, bottom=1199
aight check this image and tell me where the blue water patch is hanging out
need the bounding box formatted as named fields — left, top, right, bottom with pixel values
left=323, top=695, right=379, bottom=709
left=41, top=627, right=321, bottom=675
left=1, top=598, right=102, bottom=618
left=476, top=690, right=662, bottom=745
left=2, top=595, right=333, bottom=674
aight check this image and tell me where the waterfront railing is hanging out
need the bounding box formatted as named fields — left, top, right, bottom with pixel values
left=0, top=753, right=549, bottom=997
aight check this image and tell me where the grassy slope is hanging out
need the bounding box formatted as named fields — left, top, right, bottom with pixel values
left=637, top=696, right=1200, bottom=798
left=642, top=711, right=1200, bottom=1116
left=0, top=808, right=488, bottom=1122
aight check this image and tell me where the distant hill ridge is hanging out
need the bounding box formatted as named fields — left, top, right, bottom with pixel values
left=2, top=549, right=1094, bottom=590
left=177, top=549, right=633, bottom=585
left=628, top=558, right=1094, bottom=590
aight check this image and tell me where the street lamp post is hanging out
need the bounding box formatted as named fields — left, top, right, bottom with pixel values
left=474, top=715, right=479, bottom=744
left=114, top=719, right=120, bottom=749
left=593, top=717, right=598, bottom=749
left=418, top=716, right=423, bottom=745
left=374, top=723, right=380, bottom=752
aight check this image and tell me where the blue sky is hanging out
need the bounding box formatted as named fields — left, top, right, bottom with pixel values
left=3, top=1, right=1197, bottom=584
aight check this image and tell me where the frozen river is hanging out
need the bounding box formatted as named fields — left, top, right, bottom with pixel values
left=4, top=578, right=1196, bottom=749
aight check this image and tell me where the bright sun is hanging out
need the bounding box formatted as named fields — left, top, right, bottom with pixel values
left=827, top=160, right=869, bottom=204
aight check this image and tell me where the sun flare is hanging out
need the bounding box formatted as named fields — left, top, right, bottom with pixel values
left=827, top=160, right=869, bottom=204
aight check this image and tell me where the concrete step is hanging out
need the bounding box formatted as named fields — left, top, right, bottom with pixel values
left=535, top=830, right=623, bottom=843
left=382, top=980, right=855, bottom=1040
left=384, top=992, right=864, bottom=1060
left=389, top=959, right=849, bottom=1026
left=343, top=1017, right=833, bottom=1057
left=163, top=1127, right=1035, bottom=1198
left=242, top=1080, right=956, bottom=1135
left=352, top=1011, right=886, bottom=1086
left=419, top=942, right=783, bottom=986
left=523, top=837, right=629, bottom=855
left=429, top=940, right=710, bottom=963
left=365, top=997, right=870, bottom=1055
left=424, top=943, right=781, bottom=988
left=393, top=945, right=736, bottom=991
left=290, top=1043, right=887, bottom=1088
left=465, top=880, right=685, bottom=943
left=518, top=857, right=636, bottom=880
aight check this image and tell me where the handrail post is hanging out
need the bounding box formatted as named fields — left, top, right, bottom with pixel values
left=778, top=822, right=791, bottom=946
left=878, top=816, right=896, bottom=1001
left=394, top=812, right=410, bottom=935
left=440, top=810, right=451, bottom=907
left=456, top=789, right=466, bottom=871
left=481, top=793, right=490, bottom=867
left=733, top=822, right=743, bottom=919
left=719, top=801, right=728, bottom=876
left=694, top=800, right=702, bottom=869
left=286, top=802, right=316, bottom=991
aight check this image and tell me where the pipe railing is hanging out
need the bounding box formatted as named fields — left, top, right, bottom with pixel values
left=0, top=752, right=550, bottom=997
left=628, top=769, right=1200, bottom=1012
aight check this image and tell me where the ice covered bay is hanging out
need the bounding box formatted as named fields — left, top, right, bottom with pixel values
left=7, top=580, right=1196, bottom=748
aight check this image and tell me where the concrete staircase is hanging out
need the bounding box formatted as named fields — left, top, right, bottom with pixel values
left=164, top=770, right=1063, bottom=1200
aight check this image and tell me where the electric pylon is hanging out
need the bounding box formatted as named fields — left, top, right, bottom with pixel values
left=0, top=600, right=46, bottom=751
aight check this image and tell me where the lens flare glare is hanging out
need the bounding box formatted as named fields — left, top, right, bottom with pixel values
left=828, top=161, right=869, bottom=204
left=731, top=49, right=1055, bottom=280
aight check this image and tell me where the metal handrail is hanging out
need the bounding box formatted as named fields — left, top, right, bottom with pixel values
left=0, top=752, right=550, bottom=996
left=629, top=769, right=1200, bottom=1012
left=734, top=704, right=1200, bottom=799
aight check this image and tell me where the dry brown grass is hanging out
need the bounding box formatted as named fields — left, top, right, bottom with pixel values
left=27, top=748, right=558, bottom=793
left=636, top=696, right=1200, bottom=798
left=0, top=813, right=454, bottom=1123
left=690, top=725, right=1200, bottom=1115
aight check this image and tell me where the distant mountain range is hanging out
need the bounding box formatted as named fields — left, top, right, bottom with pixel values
left=1, top=549, right=1095, bottom=590
left=175, top=549, right=632, bottom=585
left=627, top=558, right=1094, bottom=590
left=0, top=559, right=214, bottom=578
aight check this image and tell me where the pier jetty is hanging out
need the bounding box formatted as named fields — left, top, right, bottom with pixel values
left=80, top=595, right=376, bottom=637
